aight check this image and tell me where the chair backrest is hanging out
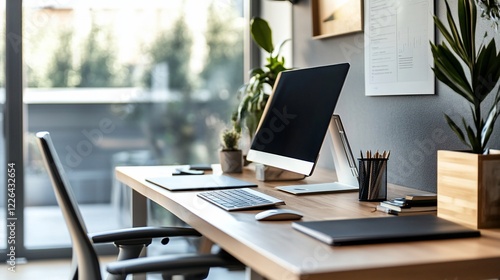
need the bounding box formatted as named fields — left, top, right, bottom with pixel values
left=36, top=131, right=102, bottom=280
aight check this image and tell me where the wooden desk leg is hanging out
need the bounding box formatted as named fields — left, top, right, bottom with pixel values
left=199, top=236, right=266, bottom=279
left=246, top=267, right=266, bottom=280
left=131, top=189, right=147, bottom=280
left=198, top=236, right=214, bottom=254
left=131, top=189, right=148, bottom=227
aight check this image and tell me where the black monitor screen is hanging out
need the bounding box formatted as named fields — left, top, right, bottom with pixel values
left=247, top=63, right=350, bottom=176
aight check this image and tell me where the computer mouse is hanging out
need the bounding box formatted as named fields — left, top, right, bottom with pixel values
left=255, top=209, right=303, bottom=221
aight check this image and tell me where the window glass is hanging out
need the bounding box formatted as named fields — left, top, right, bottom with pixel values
left=23, top=0, right=243, bottom=248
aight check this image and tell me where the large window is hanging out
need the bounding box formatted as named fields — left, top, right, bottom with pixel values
left=8, top=0, right=244, bottom=256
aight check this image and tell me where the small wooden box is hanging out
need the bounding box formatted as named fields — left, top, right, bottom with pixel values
left=437, top=150, right=500, bottom=229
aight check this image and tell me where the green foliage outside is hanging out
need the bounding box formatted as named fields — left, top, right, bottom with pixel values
left=140, top=15, right=196, bottom=164
left=201, top=3, right=244, bottom=98
left=77, top=22, right=117, bottom=87
left=141, top=7, right=244, bottom=164
left=47, top=29, right=74, bottom=87
left=24, top=4, right=244, bottom=165
left=40, top=20, right=131, bottom=88
left=143, top=15, right=193, bottom=92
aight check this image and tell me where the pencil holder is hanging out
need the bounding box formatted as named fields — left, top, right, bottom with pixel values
left=358, top=158, right=387, bottom=201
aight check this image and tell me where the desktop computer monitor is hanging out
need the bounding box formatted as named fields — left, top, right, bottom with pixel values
left=247, top=63, right=351, bottom=177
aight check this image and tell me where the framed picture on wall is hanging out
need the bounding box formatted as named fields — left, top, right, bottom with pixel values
left=311, top=0, right=363, bottom=39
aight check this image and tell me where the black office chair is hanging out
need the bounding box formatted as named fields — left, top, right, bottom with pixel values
left=35, top=131, right=241, bottom=280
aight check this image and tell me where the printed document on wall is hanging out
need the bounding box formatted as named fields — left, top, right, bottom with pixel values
left=364, top=0, right=434, bottom=96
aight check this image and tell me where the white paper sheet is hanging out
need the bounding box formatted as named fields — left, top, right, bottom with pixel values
left=364, top=0, right=435, bottom=96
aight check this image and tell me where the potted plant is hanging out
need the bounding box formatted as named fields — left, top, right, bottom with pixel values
left=431, top=0, right=500, bottom=228
left=232, top=17, right=290, bottom=140
left=219, top=128, right=243, bottom=173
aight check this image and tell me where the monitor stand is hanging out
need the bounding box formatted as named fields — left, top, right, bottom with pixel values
left=255, top=163, right=306, bottom=181
left=276, top=115, right=359, bottom=195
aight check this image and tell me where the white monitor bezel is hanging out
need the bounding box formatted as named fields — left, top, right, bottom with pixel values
left=247, top=149, right=315, bottom=175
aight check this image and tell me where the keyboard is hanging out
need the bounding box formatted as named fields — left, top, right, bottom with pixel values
left=197, top=188, right=285, bottom=211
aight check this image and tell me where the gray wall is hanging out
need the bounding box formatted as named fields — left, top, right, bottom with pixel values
left=291, top=0, right=500, bottom=192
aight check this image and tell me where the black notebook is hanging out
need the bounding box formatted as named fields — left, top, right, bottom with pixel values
left=146, top=175, right=257, bottom=191
left=292, top=215, right=480, bottom=246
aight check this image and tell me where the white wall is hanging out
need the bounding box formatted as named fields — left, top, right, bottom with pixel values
left=259, top=0, right=293, bottom=68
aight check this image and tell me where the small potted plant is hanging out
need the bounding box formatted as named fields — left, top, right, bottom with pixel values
left=219, top=128, right=243, bottom=173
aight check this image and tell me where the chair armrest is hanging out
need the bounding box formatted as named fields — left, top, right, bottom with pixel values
left=89, top=226, right=201, bottom=244
left=106, top=252, right=242, bottom=276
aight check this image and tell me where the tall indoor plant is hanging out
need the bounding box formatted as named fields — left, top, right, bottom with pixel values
left=233, top=17, right=290, bottom=140
left=432, top=0, right=500, bottom=229
left=431, top=0, right=500, bottom=154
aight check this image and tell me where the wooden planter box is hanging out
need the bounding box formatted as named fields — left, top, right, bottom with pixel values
left=437, top=150, right=500, bottom=229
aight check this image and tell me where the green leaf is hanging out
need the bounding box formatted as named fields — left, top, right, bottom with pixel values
left=249, top=67, right=265, bottom=78
left=444, top=114, right=468, bottom=147
left=235, top=17, right=290, bottom=138
left=482, top=105, right=498, bottom=146
left=431, top=44, right=474, bottom=102
left=470, top=104, right=479, bottom=127
left=474, top=40, right=500, bottom=101
left=443, top=0, right=470, bottom=64
left=457, top=0, right=476, bottom=62
left=433, top=15, right=456, bottom=52
left=482, top=89, right=500, bottom=148
left=462, top=117, right=479, bottom=151
left=433, top=66, right=472, bottom=102
left=250, top=17, right=274, bottom=54
left=245, top=113, right=259, bottom=139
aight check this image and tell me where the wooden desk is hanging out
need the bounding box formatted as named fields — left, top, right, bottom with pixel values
left=116, top=165, right=500, bottom=280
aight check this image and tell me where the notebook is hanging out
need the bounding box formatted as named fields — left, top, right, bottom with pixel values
left=146, top=175, right=257, bottom=191
left=292, top=215, right=480, bottom=246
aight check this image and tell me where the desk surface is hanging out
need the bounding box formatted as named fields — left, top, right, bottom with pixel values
left=116, top=165, right=500, bottom=280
